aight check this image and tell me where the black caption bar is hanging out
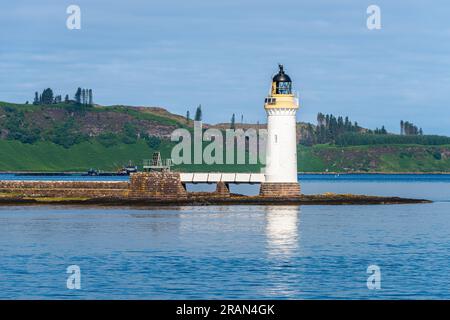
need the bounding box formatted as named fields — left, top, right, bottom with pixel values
left=1, top=300, right=449, bottom=319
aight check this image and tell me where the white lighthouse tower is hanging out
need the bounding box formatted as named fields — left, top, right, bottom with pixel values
left=260, top=64, right=301, bottom=196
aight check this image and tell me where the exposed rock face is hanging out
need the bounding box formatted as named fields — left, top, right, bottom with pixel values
left=259, top=182, right=301, bottom=197
left=129, top=172, right=187, bottom=199
left=0, top=105, right=181, bottom=142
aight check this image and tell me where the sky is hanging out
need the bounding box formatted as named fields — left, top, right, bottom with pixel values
left=1, top=0, right=450, bottom=134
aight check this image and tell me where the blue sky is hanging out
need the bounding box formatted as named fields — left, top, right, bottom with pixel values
left=1, top=0, right=450, bottom=134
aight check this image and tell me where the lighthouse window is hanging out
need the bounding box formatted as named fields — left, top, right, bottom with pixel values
left=265, top=98, right=276, bottom=105
left=275, top=135, right=278, bottom=143
left=276, top=82, right=292, bottom=94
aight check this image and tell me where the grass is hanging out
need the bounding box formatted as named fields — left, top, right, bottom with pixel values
left=0, top=101, right=188, bottom=128
left=298, top=144, right=450, bottom=173
left=0, top=140, right=159, bottom=171
left=0, top=139, right=261, bottom=172
left=103, top=105, right=186, bottom=127
left=0, top=132, right=450, bottom=172
left=297, top=145, right=327, bottom=172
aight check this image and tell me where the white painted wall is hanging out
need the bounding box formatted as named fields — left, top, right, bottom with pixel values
left=264, top=108, right=298, bottom=183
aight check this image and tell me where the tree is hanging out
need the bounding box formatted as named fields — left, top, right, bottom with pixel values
left=402, top=121, right=420, bottom=135
left=147, top=136, right=161, bottom=149
left=74, top=88, right=82, bottom=104
left=88, top=89, right=93, bottom=105
left=41, top=88, right=54, bottom=105
left=81, top=89, right=86, bottom=105
left=337, top=116, right=344, bottom=134
left=230, top=113, right=236, bottom=129
left=194, top=104, right=202, bottom=121
left=121, top=123, right=138, bottom=144
left=33, top=92, right=39, bottom=105
left=186, top=110, right=190, bottom=123
left=54, top=95, right=62, bottom=104
left=317, top=113, right=325, bottom=126
left=65, top=94, right=70, bottom=103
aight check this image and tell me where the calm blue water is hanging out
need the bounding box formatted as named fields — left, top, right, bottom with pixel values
left=1, top=174, right=450, bottom=299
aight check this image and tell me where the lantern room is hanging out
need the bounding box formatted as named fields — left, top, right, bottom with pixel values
left=271, top=64, right=292, bottom=95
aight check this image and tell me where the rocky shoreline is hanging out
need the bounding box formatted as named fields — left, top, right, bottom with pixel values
left=0, top=172, right=432, bottom=207
left=0, top=193, right=431, bottom=207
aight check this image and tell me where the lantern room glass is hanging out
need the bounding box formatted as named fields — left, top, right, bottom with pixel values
left=276, top=81, right=292, bottom=94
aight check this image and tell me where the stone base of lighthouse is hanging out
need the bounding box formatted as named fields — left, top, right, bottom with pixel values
left=259, top=182, right=301, bottom=197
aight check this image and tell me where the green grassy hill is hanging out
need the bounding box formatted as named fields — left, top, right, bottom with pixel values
left=1, top=100, right=450, bottom=173
left=0, top=139, right=450, bottom=173
left=0, top=140, right=163, bottom=172
left=297, top=144, right=450, bottom=173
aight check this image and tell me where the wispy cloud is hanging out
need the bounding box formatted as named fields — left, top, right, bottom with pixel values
left=1, top=0, right=450, bottom=134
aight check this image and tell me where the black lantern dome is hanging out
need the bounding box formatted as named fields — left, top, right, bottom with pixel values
left=272, top=64, right=292, bottom=82
left=272, top=64, right=292, bottom=94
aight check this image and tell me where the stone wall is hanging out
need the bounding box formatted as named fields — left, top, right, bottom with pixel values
left=0, top=173, right=188, bottom=199
left=0, top=173, right=290, bottom=200
left=0, top=181, right=128, bottom=190
left=259, top=182, right=301, bottom=197
left=0, top=180, right=129, bottom=198
left=215, top=182, right=230, bottom=197
left=129, top=172, right=187, bottom=199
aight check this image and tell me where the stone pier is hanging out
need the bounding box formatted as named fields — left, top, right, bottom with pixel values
left=0, top=173, right=303, bottom=201
left=129, top=172, right=187, bottom=199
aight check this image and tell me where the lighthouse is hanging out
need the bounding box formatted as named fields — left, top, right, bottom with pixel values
left=260, top=64, right=301, bottom=196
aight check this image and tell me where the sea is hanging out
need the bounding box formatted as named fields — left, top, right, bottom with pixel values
left=0, top=173, right=450, bottom=299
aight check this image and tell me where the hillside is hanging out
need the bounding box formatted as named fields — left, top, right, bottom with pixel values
left=0, top=139, right=449, bottom=173
left=0, top=101, right=186, bottom=142
left=1, top=101, right=450, bottom=173
left=297, top=145, right=450, bottom=173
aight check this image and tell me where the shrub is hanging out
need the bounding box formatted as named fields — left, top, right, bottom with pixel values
left=97, top=132, right=120, bottom=147
left=147, top=136, right=161, bottom=149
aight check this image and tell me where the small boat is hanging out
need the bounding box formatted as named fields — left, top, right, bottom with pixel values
left=85, top=168, right=99, bottom=176
left=117, top=161, right=138, bottom=175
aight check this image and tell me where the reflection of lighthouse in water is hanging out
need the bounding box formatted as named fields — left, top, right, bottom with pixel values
left=265, top=206, right=300, bottom=257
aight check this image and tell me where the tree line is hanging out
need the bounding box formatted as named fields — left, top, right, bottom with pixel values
left=298, top=113, right=429, bottom=147
left=300, top=113, right=363, bottom=146
left=186, top=105, right=202, bottom=123
left=32, top=88, right=94, bottom=106
left=335, top=133, right=450, bottom=147
left=400, top=120, right=422, bottom=136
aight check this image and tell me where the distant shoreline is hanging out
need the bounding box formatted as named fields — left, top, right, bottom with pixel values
left=299, top=172, right=450, bottom=175
left=0, top=171, right=450, bottom=176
